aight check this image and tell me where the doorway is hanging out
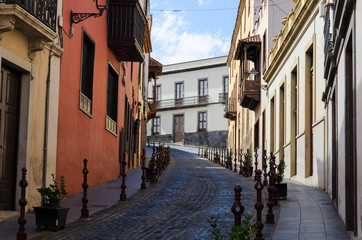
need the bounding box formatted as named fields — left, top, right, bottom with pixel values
left=0, top=66, right=20, bottom=210
left=173, top=114, right=184, bottom=142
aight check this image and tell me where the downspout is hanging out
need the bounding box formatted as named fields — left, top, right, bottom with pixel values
left=43, top=50, right=53, bottom=187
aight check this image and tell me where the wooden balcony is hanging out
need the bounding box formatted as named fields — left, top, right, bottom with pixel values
left=224, top=97, right=237, bottom=121
left=146, top=98, right=157, bottom=122
left=149, top=57, right=163, bottom=79
left=107, top=0, right=147, bottom=62
left=239, top=73, right=260, bottom=111
left=235, top=35, right=261, bottom=111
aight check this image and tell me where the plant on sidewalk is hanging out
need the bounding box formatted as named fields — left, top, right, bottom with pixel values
left=242, top=152, right=252, bottom=166
left=37, top=174, right=68, bottom=208
left=208, top=215, right=257, bottom=240
left=204, top=146, right=209, bottom=158
left=276, top=156, right=286, bottom=184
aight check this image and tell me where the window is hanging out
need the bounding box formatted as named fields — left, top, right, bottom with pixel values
left=199, top=78, right=208, bottom=103
left=306, top=45, right=314, bottom=176
left=198, top=112, right=207, bottom=132
left=156, top=85, right=161, bottom=102
left=152, top=117, right=160, bottom=135
left=175, top=82, right=184, bottom=105
left=254, top=120, right=259, bottom=150
left=199, top=78, right=207, bottom=96
left=79, top=31, right=95, bottom=116
left=106, top=65, right=118, bottom=135
left=262, top=32, right=266, bottom=73
left=270, top=97, right=275, bottom=152
left=223, top=76, right=229, bottom=93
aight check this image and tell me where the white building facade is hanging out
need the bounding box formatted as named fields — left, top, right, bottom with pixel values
left=147, top=56, right=229, bottom=148
left=264, top=0, right=327, bottom=188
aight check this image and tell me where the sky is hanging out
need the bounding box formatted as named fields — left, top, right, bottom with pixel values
left=150, top=0, right=239, bottom=65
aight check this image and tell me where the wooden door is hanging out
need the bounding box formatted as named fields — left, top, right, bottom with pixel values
left=173, top=115, right=184, bottom=142
left=0, top=66, right=20, bottom=210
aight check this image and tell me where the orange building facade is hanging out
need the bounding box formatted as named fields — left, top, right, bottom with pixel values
left=57, top=0, right=149, bottom=195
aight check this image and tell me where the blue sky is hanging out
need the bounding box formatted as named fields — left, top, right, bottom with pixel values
left=150, top=0, right=239, bottom=65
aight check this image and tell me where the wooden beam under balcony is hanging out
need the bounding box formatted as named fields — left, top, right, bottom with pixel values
left=107, top=0, right=147, bottom=62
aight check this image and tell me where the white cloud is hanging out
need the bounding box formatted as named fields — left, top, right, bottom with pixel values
left=151, top=12, right=230, bottom=65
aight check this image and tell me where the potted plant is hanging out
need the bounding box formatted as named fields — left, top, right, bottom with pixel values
left=242, top=152, right=253, bottom=176
left=204, top=146, right=209, bottom=158
left=214, top=151, right=220, bottom=163
left=275, top=156, right=287, bottom=200
left=146, top=156, right=156, bottom=181
left=34, top=174, right=69, bottom=230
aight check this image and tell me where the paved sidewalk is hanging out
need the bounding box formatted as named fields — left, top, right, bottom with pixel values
left=0, top=153, right=150, bottom=240
left=270, top=180, right=349, bottom=240
left=0, top=145, right=349, bottom=239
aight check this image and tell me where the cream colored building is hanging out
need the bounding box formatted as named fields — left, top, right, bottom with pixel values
left=226, top=0, right=294, bottom=160
left=0, top=1, right=62, bottom=212
left=264, top=0, right=327, bottom=188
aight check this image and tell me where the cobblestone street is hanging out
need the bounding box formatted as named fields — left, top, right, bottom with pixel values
left=33, top=147, right=259, bottom=240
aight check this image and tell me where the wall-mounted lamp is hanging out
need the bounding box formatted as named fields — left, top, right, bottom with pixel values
left=248, top=68, right=259, bottom=81
left=70, top=0, right=110, bottom=26
left=248, top=68, right=267, bottom=91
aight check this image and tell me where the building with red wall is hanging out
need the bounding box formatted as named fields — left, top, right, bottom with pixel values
left=57, top=0, right=150, bottom=195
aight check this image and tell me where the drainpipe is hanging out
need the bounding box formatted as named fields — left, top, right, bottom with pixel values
left=43, top=51, right=53, bottom=187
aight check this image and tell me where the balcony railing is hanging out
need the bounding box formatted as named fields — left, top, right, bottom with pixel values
left=107, top=0, right=147, bottom=62
left=224, top=97, right=237, bottom=120
left=1, top=0, right=57, bottom=31
left=156, top=95, right=210, bottom=109
left=324, top=4, right=334, bottom=65
left=219, top=92, right=228, bottom=103
left=225, top=97, right=237, bottom=113
left=239, top=73, right=261, bottom=111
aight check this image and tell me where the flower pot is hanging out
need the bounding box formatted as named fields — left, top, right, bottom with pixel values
left=242, top=166, right=253, bottom=177
left=34, top=207, right=70, bottom=230
left=275, top=183, right=288, bottom=200
left=146, top=168, right=153, bottom=180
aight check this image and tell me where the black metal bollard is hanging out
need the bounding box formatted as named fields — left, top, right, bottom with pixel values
left=266, top=152, right=275, bottom=224
left=141, top=149, right=147, bottom=190
left=150, top=153, right=157, bottom=184
left=246, top=149, right=251, bottom=177
left=271, top=154, right=278, bottom=207
left=120, top=153, right=127, bottom=201
left=254, top=150, right=259, bottom=181
left=254, top=169, right=264, bottom=240
left=234, top=150, right=237, bottom=172
left=229, top=149, right=233, bottom=171
left=263, top=150, right=268, bottom=187
left=81, top=159, right=89, bottom=218
left=239, top=149, right=243, bottom=175
left=231, top=185, right=245, bottom=226
left=198, top=146, right=200, bottom=156
left=17, top=167, right=28, bottom=240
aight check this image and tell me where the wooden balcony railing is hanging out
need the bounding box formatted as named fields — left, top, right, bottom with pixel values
left=107, top=0, right=147, bottom=62
left=239, top=73, right=260, bottom=111
left=1, top=0, right=57, bottom=31
left=224, top=97, right=237, bottom=120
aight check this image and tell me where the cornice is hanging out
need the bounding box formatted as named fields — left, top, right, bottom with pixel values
left=264, top=0, right=318, bottom=83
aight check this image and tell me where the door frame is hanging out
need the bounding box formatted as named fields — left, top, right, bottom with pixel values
left=173, top=114, right=184, bottom=143
left=0, top=54, right=31, bottom=211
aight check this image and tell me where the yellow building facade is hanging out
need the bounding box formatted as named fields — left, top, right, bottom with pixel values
left=0, top=1, right=62, bottom=212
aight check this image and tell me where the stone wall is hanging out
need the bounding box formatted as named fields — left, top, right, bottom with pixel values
left=148, top=131, right=227, bottom=148
left=184, top=131, right=227, bottom=148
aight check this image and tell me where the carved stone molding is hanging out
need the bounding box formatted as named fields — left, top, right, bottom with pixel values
left=0, top=16, right=16, bottom=37
left=28, top=38, right=45, bottom=60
